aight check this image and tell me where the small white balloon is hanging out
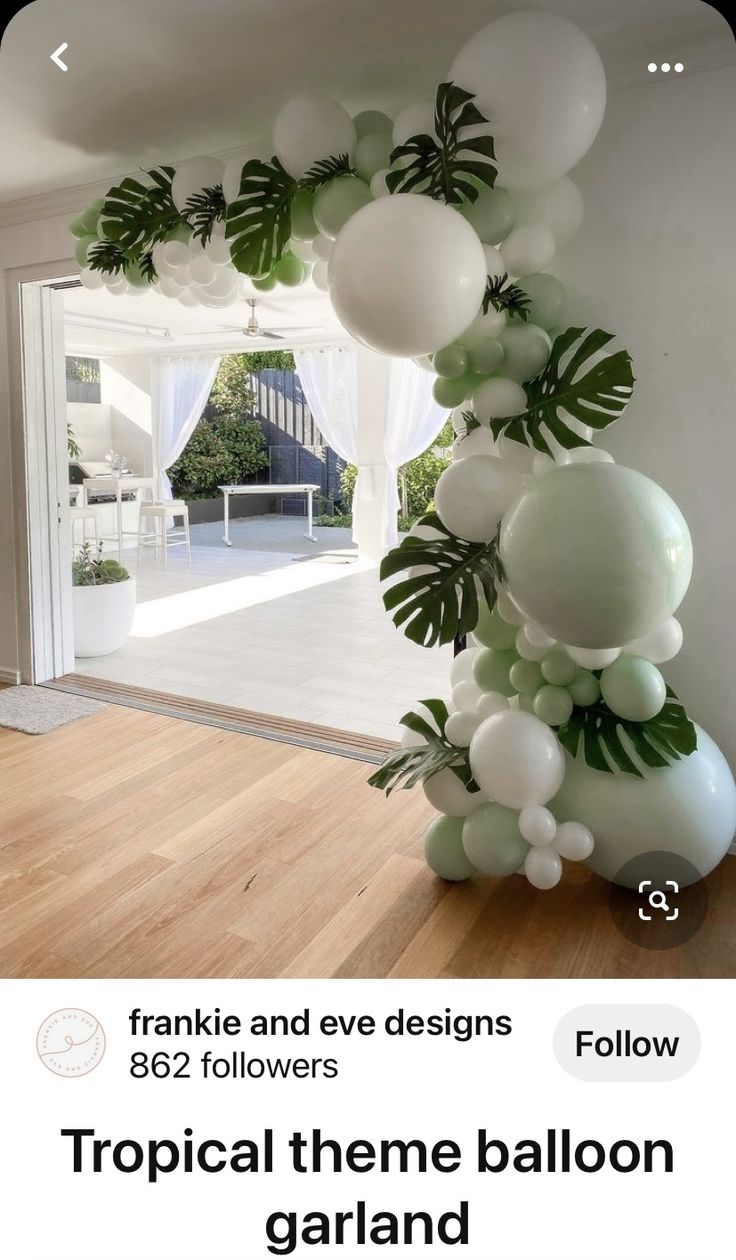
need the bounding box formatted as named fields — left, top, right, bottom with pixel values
left=472, top=377, right=527, bottom=423
left=177, top=289, right=200, bottom=307
left=203, top=268, right=239, bottom=299
left=475, top=691, right=511, bottom=719
left=157, top=275, right=184, bottom=299
left=524, top=621, right=556, bottom=650
left=469, top=710, right=566, bottom=809
left=273, top=93, right=356, bottom=180
left=515, top=626, right=547, bottom=662
left=495, top=585, right=525, bottom=626
left=446, top=710, right=481, bottom=747
left=498, top=323, right=551, bottom=383
left=452, top=680, right=483, bottom=711
left=460, top=307, right=506, bottom=345
left=424, top=767, right=484, bottom=818
left=162, top=239, right=191, bottom=268
left=566, top=644, right=621, bottom=669
left=501, top=224, right=555, bottom=276
left=450, top=647, right=481, bottom=688
left=452, top=427, right=495, bottom=460
left=435, top=455, right=522, bottom=543
left=205, top=235, right=232, bottom=266
left=80, top=266, right=104, bottom=291
left=189, top=252, right=217, bottom=287
left=524, top=846, right=562, bottom=889
left=312, top=260, right=329, bottom=291
left=555, top=820, right=594, bottom=861
left=290, top=237, right=317, bottom=263
left=511, top=177, right=584, bottom=245
left=482, top=244, right=505, bottom=279
left=393, top=100, right=436, bottom=146
left=623, top=618, right=683, bottom=665
left=312, top=233, right=333, bottom=262
left=567, top=446, right=615, bottom=465
left=519, top=805, right=558, bottom=847
left=171, top=158, right=225, bottom=213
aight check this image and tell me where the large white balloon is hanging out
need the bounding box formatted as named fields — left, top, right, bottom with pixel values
left=424, top=767, right=485, bottom=818
left=171, top=158, right=225, bottom=213
left=470, top=709, right=566, bottom=809
left=472, top=376, right=526, bottom=423
left=273, top=93, right=356, bottom=180
left=511, top=177, right=584, bottom=245
left=393, top=101, right=436, bottom=146
left=328, top=194, right=487, bottom=356
left=450, top=11, right=606, bottom=187
left=434, top=455, right=521, bottom=543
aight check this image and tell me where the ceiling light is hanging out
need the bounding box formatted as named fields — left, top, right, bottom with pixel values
left=64, top=314, right=173, bottom=339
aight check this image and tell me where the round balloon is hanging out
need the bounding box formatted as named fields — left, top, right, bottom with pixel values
left=424, top=767, right=484, bottom=818
left=469, top=710, right=566, bottom=808
left=499, top=464, right=693, bottom=648
left=393, top=100, right=436, bottom=146
left=314, top=175, right=372, bottom=239
left=472, top=377, right=526, bottom=423
left=450, top=11, right=606, bottom=187
left=498, top=324, right=551, bottom=383
left=501, top=224, right=555, bottom=276
left=328, top=195, right=487, bottom=356
left=600, top=655, right=666, bottom=722
left=355, top=133, right=393, bottom=182
left=553, top=726, right=736, bottom=886
left=435, top=455, right=521, bottom=543
left=462, top=802, right=530, bottom=875
left=353, top=109, right=393, bottom=139
left=460, top=187, right=515, bottom=244
left=273, top=93, right=356, bottom=179
left=171, top=158, right=225, bottom=212
left=519, top=273, right=567, bottom=330
left=424, top=815, right=477, bottom=881
left=511, top=177, right=584, bottom=244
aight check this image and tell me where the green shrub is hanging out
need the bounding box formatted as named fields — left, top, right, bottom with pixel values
left=168, top=415, right=267, bottom=499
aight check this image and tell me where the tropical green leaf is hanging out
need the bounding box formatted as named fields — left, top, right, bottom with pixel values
left=460, top=409, right=481, bottom=433
left=87, top=240, right=128, bottom=275
left=367, top=699, right=479, bottom=796
left=491, top=326, right=635, bottom=455
left=184, top=184, right=226, bottom=244
left=386, top=81, right=496, bottom=205
left=557, top=686, right=697, bottom=779
left=482, top=273, right=531, bottom=322
left=225, top=156, right=297, bottom=276
left=90, top=166, right=181, bottom=268
left=300, top=153, right=356, bottom=189
left=380, top=511, right=502, bottom=647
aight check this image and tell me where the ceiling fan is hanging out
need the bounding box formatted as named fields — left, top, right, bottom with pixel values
left=234, top=298, right=319, bottom=340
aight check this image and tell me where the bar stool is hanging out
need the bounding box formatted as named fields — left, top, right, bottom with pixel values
left=70, top=504, right=100, bottom=550
left=137, top=501, right=191, bottom=567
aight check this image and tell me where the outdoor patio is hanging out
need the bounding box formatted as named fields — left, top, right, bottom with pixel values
left=74, top=515, right=451, bottom=742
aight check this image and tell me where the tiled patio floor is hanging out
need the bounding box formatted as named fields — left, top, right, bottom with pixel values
left=75, top=517, right=451, bottom=742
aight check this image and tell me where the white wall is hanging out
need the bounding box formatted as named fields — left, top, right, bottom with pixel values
left=100, top=354, right=154, bottom=475
left=66, top=401, right=113, bottom=461
left=559, top=65, right=736, bottom=766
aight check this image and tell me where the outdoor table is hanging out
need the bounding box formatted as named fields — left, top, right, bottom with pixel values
left=218, top=484, right=320, bottom=546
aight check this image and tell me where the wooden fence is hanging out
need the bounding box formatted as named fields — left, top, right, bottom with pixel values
left=247, top=368, right=345, bottom=510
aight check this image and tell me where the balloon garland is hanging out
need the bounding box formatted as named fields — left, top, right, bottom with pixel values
left=69, top=10, right=736, bottom=890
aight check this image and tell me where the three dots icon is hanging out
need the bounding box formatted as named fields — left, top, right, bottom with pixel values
left=648, top=62, right=684, bottom=73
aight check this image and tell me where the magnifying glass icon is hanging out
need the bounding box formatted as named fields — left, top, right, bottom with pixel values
left=648, top=890, right=670, bottom=913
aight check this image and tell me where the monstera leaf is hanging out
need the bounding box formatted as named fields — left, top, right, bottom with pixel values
left=367, top=699, right=479, bottom=796
left=225, top=156, right=297, bottom=276
left=491, top=327, right=635, bottom=455
left=380, top=512, right=502, bottom=647
left=184, top=184, right=226, bottom=244
left=557, top=686, right=697, bottom=778
left=482, top=273, right=531, bottom=322
left=88, top=166, right=181, bottom=272
left=386, top=82, right=497, bottom=205
left=300, top=153, right=356, bottom=189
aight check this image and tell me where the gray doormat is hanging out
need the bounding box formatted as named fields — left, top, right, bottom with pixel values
left=0, top=685, right=105, bottom=735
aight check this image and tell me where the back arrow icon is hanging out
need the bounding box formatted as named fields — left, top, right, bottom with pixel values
left=50, top=43, right=69, bottom=71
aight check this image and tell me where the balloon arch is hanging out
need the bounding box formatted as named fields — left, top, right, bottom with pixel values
left=70, top=9, right=736, bottom=893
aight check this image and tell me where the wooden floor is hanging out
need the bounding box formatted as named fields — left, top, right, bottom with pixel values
left=0, top=703, right=734, bottom=979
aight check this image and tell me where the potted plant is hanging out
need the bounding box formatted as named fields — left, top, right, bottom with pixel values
left=71, top=542, right=136, bottom=657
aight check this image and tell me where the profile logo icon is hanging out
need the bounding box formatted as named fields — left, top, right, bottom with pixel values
left=37, top=1009, right=106, bottom=1077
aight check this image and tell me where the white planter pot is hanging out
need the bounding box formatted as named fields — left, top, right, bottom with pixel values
left=72, top=577, right=136, bottom=658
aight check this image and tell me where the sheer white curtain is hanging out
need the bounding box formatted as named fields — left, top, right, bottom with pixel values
left=153, top=354, right=221, bottom=501
left=293, top=344, right=365, bottom=536
left=381, top=357, right=448, bottom=549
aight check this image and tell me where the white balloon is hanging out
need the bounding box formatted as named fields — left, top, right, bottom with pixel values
left=450, top=647, right=481, bottom=687
left=370, top=168, right=391, bottom=198
left=460, top=307, right=506, bottom=345
left=501, top=224, right=555, bottom=276
left=567, top=446, right=615, bottom=465
left=566, top=645, right=621, bottom=669
left=424, top=768, right=484, bottom=818
left=177, top=290, right=199, bottom=307
left=171, top=158, right=225, bottom=213
left=452, top=427, right=495, bottom=460
left=157, top=275, right=184, bottom=299
left=482, top=244, right=505, bottom=279
left=80, top=266, right=104, bottom=291
left=495, top=584, right=525, bottom=626
left=290, top=237, right=317, bottom=263
left=532, top=453, right=556, bottom=477
left=524, top=621, right=556, bottom=650
left=515, top=626, right=548, bottom=662
left=470, top=710, right=565, bottom=808
left=205, top=235, right=233, bottom=266
left=450, top=11, right=606, bottom=187
left=519, top=805, right=558, bottom=847
left=328, top=195, right=487, bottom=357
left=312, top=233, right=333, bottom=262
left=273, top=93, right=356, bottom=180
left=393, top=101, right=436, bottom=146
left=511, top=177, right=584, bottom=245
left=554, top=820, right=594, bottom=861
left=222, top=158, right=244, bottom=205
left=203, top=268, right=239, bottom=299
left=475, top=691, right=511, bottom=719
left=524, top=846, right=562, bottom=889
left=623, top=618, right=683, bottom=664
left=162, top=239, right=191, bottom=268
left=472, top=377, right=526, bottom=423
left=498, top=324, right=551, bottom=383
left=310, top=261, right=328, bottom=291
left=452, top=680, right=483, bottom=712
left=435, top=455, right=521, bottom=543
left=189, top=251, right=218, bottom=287
left=446, top=710, right=481, bottom=748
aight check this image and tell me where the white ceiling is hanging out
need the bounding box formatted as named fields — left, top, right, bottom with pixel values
left=1, top=0, right=733, bottom=205
left=63, top=276, right=345, bottom=356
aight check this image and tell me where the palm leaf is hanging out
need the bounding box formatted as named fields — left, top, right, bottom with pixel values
left=386, top=81, right=496, bottom=205
left=557, top=686, right=697, bottom=779
left=491, top=326, right=635, bottom=455
left=482, top=273, right=530, bottom=322
left=300, top=153, right=356, bottom=189
left=87, top=239, right=128, bottom=275
left=184, top=184, right=226, bottom=244
left=380, top=512, right=502, bottom=647
left=225, top=156, right=297, bottom=276
left=94, top=166, right=181, bottom=256
left=367, top=699, right=479, bottom=796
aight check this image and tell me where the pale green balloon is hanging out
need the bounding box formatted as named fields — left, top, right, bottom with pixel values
left=80, top=198, right=105, bottom=236
left=518, top=273, right=567, bottom=331
left=126, top=260, right=149, bottom=288
left=498, top=323, right=551, bottom=383
left=433, top=344, right=468, bottom=379
left=74, top=235, right=97, bottom=267
left=540, top=647, right=577, bottom=687
left=475, top=602, right=518, bottom=650
left=167, top=222, right=193, bottom=244
left=253, top=270, right=277, bottom=291
left=473, top=648, right=518, bottom=697
left=600, top=654, right=666, bottom=721
left=313, top=175, right=372, bottom=239
left=291, top=189, right=318, bottom=241
left=432, top=372, right=480, bottom=408
left=274, top=252, right=307, bottom=286
left=500, top=465, right=694, bottom=649
left=468, top=338, right=504, bottom=376
left=553, top=726, right=736, bottom=887
left=353, top=109, right=394, bottom=140
left=460, top=187, right=515, bottom=244
left=568, top=669, right=600, bottom=707
left=509, top=658, right=543, bottom=696
left=462, top=802, right=529, bottom=875
left=69, top=215, right=89, bottom=240
left=533, top=684, right=573, bottom=726
left=355, top=132, right=394, bottom=182
left=424, top=815, right=477, bottom=881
